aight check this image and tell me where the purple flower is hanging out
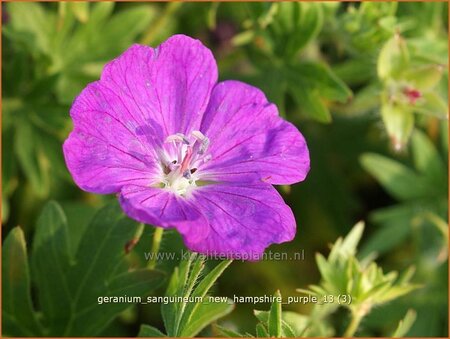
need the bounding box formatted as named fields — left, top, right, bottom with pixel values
left=63, top=35, right=310, bottom=260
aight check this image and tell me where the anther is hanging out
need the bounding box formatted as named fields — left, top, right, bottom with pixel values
left=198, top=138, right=210, bottom=155
left=165, top=133, right=190, bottom=144
left=183, top=170, right=192, bottom=179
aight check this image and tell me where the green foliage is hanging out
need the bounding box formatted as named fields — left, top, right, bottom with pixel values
left=360, top=127, right=448, bottom=336
left=392, top=309, right=417, bottom=338
left=232, top=2, right=352, bottom=122
left=377, top=33, right=447, bottom=150
left=215, top=224, right=419, bottom=338
left=2, top=201, right=164, bottom=337
left=285, top=62, right=352, bottom=123
left=3, top=228, right=44, bottom=336
left=4, top=2, right=156, bottom=103
left=2, top=2, right=158, bottom=220
left=253, top=291, right=302, bottom=338
left=339, top=2, right=398, bottom=54
left=300, top=222, right=419, bottom=307
left=360, top=128, right=448, bottom=256
left=298, top=222, right=419, bottom=337
left=139, top=255, right=233, bottom=337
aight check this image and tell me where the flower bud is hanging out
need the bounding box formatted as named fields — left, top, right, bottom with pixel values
left=381, top=103, right=414, bottom=151
left=377, top=32, right=409, bottom=81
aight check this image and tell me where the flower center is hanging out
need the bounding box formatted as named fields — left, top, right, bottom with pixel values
left=158, top=131, right=211, bottom=196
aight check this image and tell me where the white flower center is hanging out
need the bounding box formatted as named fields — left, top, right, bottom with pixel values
left=158, top=131, right=211, bottom=196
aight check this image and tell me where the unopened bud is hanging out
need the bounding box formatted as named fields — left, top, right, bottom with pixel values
left=377, top=32, right=410, bottom=81
left=381, top=103, right=414, bottom=151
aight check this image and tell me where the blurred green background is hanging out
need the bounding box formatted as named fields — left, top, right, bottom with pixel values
left=2, top=2, right=448, bottom=337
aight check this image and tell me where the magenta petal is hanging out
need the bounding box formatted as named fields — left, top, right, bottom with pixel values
left=187, top=183, right=296, bottom=259
left=63, top=35, right=218, bottom=193
left=119, top=185, right=210, bottom=244
left=63, top=127, right=156, bottom=194
left=99, top=35, right=218, bottom=136
left=199, top=80, right=310, bottom=185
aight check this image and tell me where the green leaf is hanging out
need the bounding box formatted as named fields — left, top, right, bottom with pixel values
left=380, top=103, right=414, bottom=151
left=2, top=228, right=43, bottom=337
left=269, top=2, right=324, bottom=59
left=138, top=324, right=166, bottom=337
left=376, top=284, right=421, bottom=304
left=411, top=129, right=446, bottom=185
left=70, top=2, right=89, bottom=23
left=6, top=201, right=165, bottom=337
left=333, top=83, right=381, bottom=115
left=360, top=153, right=430, bottom=201
left=282, top=311, right=309, bottom=337
left=79, top=269, right=164, bottom=336
left=336, top=221, right=364, bottom=260
left=213, top=324, right=244, bottom=338
left=184, top=255, right=206, bottom=300
left=404, top=64, right=444, bottom=90
left=2, top=127, right=18, bottom=196
left=93, top=5, right=156, bottom=57
left=250, top=69, right=287, bottom=114
left=256, top=323, right=269, bottom=337
left=161, top=266, right=180, bottom=336
left=162, top=254, right=196, bottom=336
left=285, top=60, right=351, bottom=123
left=440, top=120, right=448, bottom=155
left=254, top=310, right=302, bottom=338
left=2, top=128, right=17, bottom=223
left=291, top=62, right=352, bottom=103
left=392, top=309, right=417, bottom=338
left=288, top=83, right=331, bottom=123
left=89, top=2, right=115, bottom=24
left=161, top=257, right=232, bottom=337
left=360, top=205, right=413, bottom=256
left=6, top=2, right=54, bottom=54
left=268, top=290, right=282, bottom=337
left=55, top=4, right=156, bottom=104
left=31, top=202, right=72, bottom=334
left=180, top=301, right=234, bottom=337
left=63, top=203, right=165, bottom=336
left=414, top=92, right=448, bottom=119
left=334, top=58, right=375, bottom=86
left=14, top=122, right=50, bottom=197
left=178, top=260, right=233, bottom=335
left=316, top=253, right=333, bottom=284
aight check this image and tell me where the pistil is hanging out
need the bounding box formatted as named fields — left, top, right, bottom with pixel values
left=159, top=131, right=211, bottom=195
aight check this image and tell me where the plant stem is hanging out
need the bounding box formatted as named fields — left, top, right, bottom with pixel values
left=147, top=227, right=164, bottom=269
left=125, top=223, right=145, bottom=254
left=343, top=311, right=363, bottom=338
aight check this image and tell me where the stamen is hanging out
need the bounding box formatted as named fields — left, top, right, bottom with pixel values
left=165, top=133, right=190, bottom=144
left=158, top=131, right=211, bottom=196
left=191, top=130, right=206, bottom=141
left=198, top=138, right=210, bottom=155
left=191, top=130, right=210, bottom=154
left=183, top=170, right=192, bottom=179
